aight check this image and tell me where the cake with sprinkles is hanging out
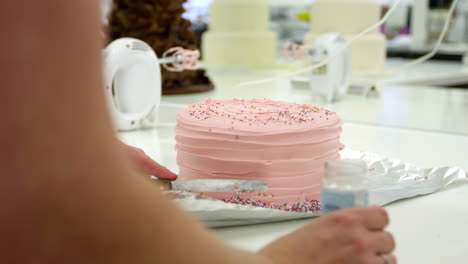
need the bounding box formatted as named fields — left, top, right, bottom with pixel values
left=175, top=99, right=343, bottom=212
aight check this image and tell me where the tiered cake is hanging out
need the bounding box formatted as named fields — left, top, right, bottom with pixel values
left=304, top=0, right=386, bottom=74
left=202, top=0, right=277, bottom=66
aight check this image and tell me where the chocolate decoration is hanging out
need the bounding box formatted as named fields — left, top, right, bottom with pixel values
left=108, top=0, right=213, bottom=94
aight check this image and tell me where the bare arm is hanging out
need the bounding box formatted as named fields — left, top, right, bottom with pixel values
left=0, top=1, right=264, bottom=263
left=0, top=1, right=395, bottom=264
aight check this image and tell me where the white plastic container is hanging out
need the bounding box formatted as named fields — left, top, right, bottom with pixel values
left=321, top=159, right=369, bottom=214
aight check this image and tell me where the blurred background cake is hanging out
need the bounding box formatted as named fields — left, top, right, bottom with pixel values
left=202, top=0, right=277, bottom=66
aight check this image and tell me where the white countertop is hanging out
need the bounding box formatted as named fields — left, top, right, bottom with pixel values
left=213, top=122, right=468, bottom=263
left=119, top=59, right=468, bottom=263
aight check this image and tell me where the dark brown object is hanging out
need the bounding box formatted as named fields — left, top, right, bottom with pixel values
left=108, top=0, right=213, bottom=95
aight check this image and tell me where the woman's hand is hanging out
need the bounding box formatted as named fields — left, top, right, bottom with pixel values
left=259, top=206, right=396, bottom=264
left=123, top=144, right=177, bottom=181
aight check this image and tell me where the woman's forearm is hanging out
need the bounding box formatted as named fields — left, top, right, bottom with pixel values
left=0, top=1, right=397, bottom=264
left=36, top=154, right=267, bottom=264
left=0, top=1, right=269, bottom=263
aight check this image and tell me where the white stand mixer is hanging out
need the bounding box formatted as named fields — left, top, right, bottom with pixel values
left=285, top=33, right=352, bottom=102
left=103, top=38, right=199, bottom=131
left=308, top=33, right=352, bottom=102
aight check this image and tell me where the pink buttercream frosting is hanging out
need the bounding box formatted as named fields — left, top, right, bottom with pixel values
left=175, top=99, right=343, bottom=207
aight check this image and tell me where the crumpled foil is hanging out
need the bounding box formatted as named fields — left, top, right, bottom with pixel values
left=172, top=149, right=467, bottom=227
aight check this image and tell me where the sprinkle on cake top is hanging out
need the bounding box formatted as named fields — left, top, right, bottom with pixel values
left=182, top=99, right=338, bottom=128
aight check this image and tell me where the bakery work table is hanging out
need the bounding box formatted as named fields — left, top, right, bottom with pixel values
left=119, top=59, right=468, bottom=264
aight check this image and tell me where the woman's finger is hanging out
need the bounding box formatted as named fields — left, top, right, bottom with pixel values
left=141, top=156, right=178, bottom=180
left=124, top=144, right=178, bottom=180
left=362, top=254, right=397, bottom=264
left=370, top=231, right=395, bottom=254
left=341, top=206, right=390, bottom=230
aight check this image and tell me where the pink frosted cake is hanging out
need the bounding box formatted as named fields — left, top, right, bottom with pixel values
left=175, top=99, right=343, bottom=212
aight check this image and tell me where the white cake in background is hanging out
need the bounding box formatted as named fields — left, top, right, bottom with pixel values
left=202, top=0, right=277, bottom=66
left=304, top=0, right=386, bottom=74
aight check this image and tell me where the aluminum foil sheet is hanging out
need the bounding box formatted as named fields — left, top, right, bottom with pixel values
left=172, top=149, right=467, bottom=227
